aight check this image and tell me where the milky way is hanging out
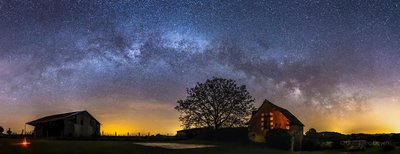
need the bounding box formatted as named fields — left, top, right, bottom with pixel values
left=1, top=0, right=400, bottom=134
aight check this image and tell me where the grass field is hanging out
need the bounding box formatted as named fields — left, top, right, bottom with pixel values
left=0, top=138, right=399, bottom=154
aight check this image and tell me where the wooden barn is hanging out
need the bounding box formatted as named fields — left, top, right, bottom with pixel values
left=248, top=99, right=304, bottom=150
left=27, top=111, right=100, bottom=137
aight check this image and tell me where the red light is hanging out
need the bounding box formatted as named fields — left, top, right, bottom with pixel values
left=19, top=137, right=31, bottom=147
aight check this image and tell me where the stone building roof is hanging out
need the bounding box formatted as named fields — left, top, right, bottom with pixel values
left=26, top=110, right=100, bottom=126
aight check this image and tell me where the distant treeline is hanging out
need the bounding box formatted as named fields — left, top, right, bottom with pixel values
left=314, top=132, right=400, bottom=142
left=303, top=129, right=400, bottom=151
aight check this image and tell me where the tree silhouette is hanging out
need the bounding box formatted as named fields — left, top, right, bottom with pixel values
left=6, top=128, right=12, bottom=135
left=0, top=126, right=3, bottom=135
left=175, top=77, right=255, bottom=130
left=303, top=128, right=321, bottom=150
left=305, top=128, right=318, bottom=137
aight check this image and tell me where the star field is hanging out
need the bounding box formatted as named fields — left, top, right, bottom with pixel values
left=0, top=0, right=400, bottom=134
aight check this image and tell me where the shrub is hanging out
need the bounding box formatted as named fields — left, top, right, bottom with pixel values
left=381, top=142, right=395, bottom=151
left=0, top=126, right=4, bottom=135
left=302, top=137, right=321, bottom=150
left=6, top=128, right=12, bottom=135
left=265, top=129, right=292, bottom=150
left=302, top=128, right=321, bottom=150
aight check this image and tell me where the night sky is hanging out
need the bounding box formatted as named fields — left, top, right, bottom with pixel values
left=1, top=0, right=400, bottom=135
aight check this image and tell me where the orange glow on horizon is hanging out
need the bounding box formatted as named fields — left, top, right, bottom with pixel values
left=92, top=101, right=182, bottom=136
left=100, top=122, right=181, bottom=136
left=101, top=123, right=139, bottom=136
left=303, top=101, right=400, bottom=134
left=12, top=99, right=400, bottom=136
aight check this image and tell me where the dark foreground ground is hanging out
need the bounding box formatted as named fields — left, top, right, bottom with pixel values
left=0, top=138, right=399, bottom=154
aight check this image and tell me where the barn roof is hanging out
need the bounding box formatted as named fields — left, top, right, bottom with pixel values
left=251, top=99, right=304, bottom=126
left=26, top=110, right=100, bottom=126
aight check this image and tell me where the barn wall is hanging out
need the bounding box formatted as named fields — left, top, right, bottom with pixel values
left=29, top=111, right=100, bottom=138
left=72, top=112, right=99, bottom=137
left=32, top=120, right=64, bottom=137
left=60, top=112, right=100, bottom=137
left=248, top=103, right=290, bottom=143
left=248, top=102, right=304, bottom=151
left=34, top=125, right=45, bottom=137
left=64, top=116, right=75, bottom=137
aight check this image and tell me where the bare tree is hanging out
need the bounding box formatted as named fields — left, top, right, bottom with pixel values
left=175, top=77, right=255, bottom=130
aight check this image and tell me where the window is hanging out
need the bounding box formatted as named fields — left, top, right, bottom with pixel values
left=270, top=117, right=273, bottom=120
left=285, top=120, right=290, bottom=130
left=269, top=112, right=273, bottom=116
left=261, top=117, right=264, bottom=121
left=261, top=113, right=265, bottom=116
left=261, top=120, right=265, bottom=130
